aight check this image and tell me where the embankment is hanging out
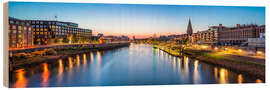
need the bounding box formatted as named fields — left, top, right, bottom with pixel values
left=9, top=42, right=130, bottom=69
left=158, top=46, right=265, bottom=79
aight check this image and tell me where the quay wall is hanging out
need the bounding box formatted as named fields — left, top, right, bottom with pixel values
left=9, top=42, right=130, bottom=54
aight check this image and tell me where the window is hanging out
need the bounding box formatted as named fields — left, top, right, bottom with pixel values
left=15, top=21, right=19, bottom=24
left=21, top=22, right=25, bottom=25
left=18, top=26, right=22, bottom=30
left=10, top=20, right=14, bottom=24
left=18, top=30, right=22, bottom=33
left=18, top=35, right=22, bottom=38
left=12, top=30, right=16, bottom=34
left=12, top=25, right=16, bottom=29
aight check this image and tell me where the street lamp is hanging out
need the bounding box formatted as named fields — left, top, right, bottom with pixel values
left=238, top=49, right=242, bottom=52
left=257, top=51, right=263, bottom=55
left=214, top=47, right=218, bottom=50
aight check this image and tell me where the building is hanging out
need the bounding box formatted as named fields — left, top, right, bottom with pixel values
left=26, top=20, right=92, bottom=45
left=8, top=17, right=33, bottom=49
left=176, top=18, right=193, bottom=43
left=218, top=24, right=265, bottom=46
left=187, top=18, right=193, bottom=36
left=192, top=27, right=218, bottom=45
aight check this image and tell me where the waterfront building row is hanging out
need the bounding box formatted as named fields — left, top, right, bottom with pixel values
left=8, top=17, right=93, bottom=48
left=189, top=24, right=265, bottom=47
left=26, top=20, right=92, bottom=45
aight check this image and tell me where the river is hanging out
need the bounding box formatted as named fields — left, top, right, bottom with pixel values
left=9, top=44, right=263, bottom=88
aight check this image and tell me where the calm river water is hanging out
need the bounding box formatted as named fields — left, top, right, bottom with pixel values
left=9, top=44, right=263, bottom=88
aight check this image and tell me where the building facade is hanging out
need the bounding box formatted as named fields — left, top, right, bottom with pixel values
left=192, top=27, right=218, bottom=45
left=8, top=17, right=33, bottom=49
left=218, top=24, right=265, bottom=45
left=187, top=18, right=193, bottom=36
left=26, top=20, right=92, bottom=45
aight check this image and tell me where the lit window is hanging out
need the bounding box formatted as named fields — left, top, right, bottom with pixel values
left=12, top=25, right=16, bottom=29
left=10, top=20, right=14, bottom=24
left=18, top=30, right=22, bottom=33
left=13, top=30, right=16, bottom=34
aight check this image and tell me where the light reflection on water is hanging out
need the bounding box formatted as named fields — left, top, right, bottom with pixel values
left=13, top=69, right=27, bottom=88
left=42, top=63, right=50, bottom=87
left=10, top=44, right=264, bottom=87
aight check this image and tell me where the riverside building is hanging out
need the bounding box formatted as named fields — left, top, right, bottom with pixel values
left=178, top=18, right=265, bottom=47
left=8, top=17, right=33, bottom=49
left=26, top=20, right=92, bottom=45
left=217, top=24, right=265, bottom=46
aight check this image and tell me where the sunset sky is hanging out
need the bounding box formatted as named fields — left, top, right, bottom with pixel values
left=9, top=2, right=265, bottom=38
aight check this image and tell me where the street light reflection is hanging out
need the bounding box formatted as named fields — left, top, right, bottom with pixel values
left=13, top=69, right=28, bottom=88
left=193, top=60, right=200, bottom=83
left=42, top=63, right=50, bottom=87
left=76, top=55, right=80, bottom=67
left=68, top=57, right=73, bottom=69
left=238, top=74, right=243, bottom=84
left=219, top=68, right=228, bottom=84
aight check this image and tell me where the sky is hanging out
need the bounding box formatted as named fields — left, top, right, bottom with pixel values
left=9, top=2, right=265, bottom=38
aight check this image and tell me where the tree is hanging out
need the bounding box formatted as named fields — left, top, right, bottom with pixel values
left=78, top=37, right=84, bottom=44
left=54, top=38, right=59, bottom=44
left=72, top=36, right=78, bottom=43
left=62, top=37, right=69, bottom=43
left=183, top=38, right=190, bottom=45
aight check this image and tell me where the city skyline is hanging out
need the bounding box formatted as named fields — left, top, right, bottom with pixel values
left=9, top=2, right=265, bottom=38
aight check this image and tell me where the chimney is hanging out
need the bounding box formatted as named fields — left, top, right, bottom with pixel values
left=219, top=24, right=222, bottom=27
left=236, top=24, right=241, bottom=28
left=218, top=24, right=223, bottom=31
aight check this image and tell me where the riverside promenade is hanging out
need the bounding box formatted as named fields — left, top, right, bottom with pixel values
left=9, top=42, right=130, bottom=54
left=9, top=42, right=130, bottom=69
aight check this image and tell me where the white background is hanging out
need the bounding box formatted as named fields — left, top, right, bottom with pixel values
left=1, top=0, right=269, bottom=90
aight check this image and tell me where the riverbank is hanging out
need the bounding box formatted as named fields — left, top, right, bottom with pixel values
left=157, top=45, right=265, bottom=79
left=9, top=42, right=130, bottom=70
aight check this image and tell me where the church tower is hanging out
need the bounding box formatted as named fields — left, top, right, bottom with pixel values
left=187, top=18, right=193, bottom=36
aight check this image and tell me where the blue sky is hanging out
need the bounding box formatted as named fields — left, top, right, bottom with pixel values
left=9, top=2, right=265, bottom=36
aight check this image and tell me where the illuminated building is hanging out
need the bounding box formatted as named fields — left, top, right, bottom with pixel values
left=8, top=17, right=33, bottom=49
left=26, top=20, right=92, bottom=45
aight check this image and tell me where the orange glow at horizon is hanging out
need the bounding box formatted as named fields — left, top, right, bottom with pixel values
left=93, top=32, right=186, bottom=39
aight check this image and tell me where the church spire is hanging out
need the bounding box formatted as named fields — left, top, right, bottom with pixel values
left=187, top=18, right=193, bottom=36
